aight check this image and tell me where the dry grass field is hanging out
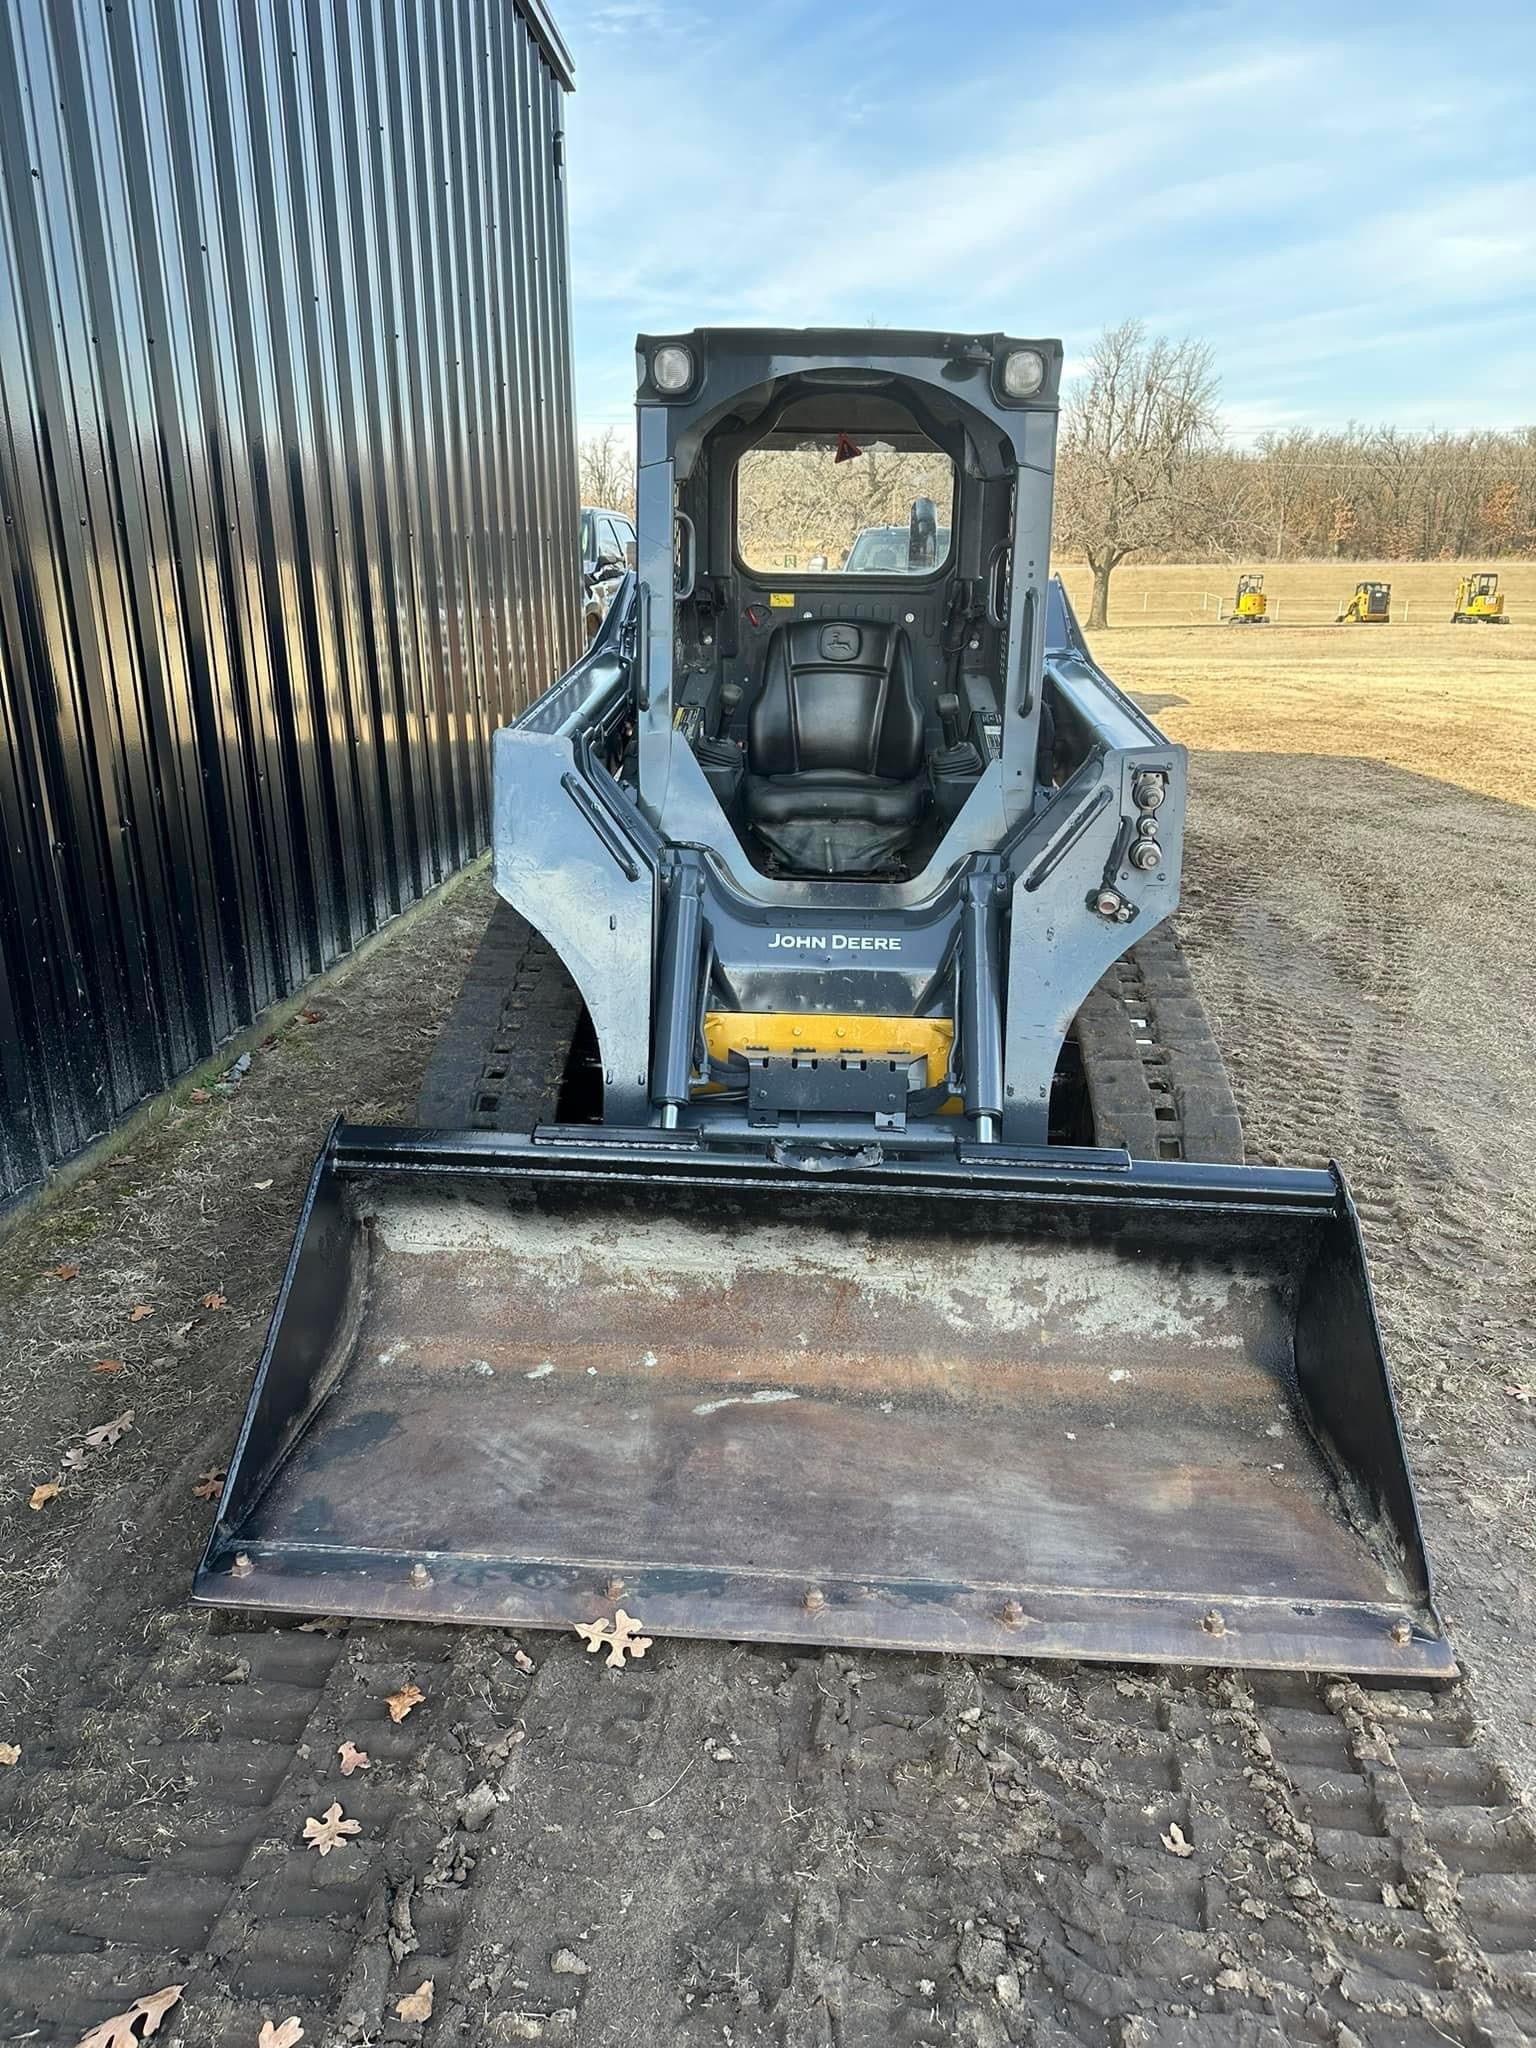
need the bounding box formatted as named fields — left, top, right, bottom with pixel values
left=1057, top=559, right=1536, bottom=809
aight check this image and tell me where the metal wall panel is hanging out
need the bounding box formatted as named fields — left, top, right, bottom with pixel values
left=0, top=0, right=581, bottom=1206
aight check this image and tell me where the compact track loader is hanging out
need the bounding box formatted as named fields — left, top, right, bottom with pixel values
left=1338, top=580, right=1390, bottom=624
left=198, top=330, right=1450, bottom=1679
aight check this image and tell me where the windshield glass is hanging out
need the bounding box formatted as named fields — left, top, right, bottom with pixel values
left=736, top=438, right=955, bottom=575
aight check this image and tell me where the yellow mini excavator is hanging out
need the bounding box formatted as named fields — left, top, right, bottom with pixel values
left=1452, top=572, right=1508, bottom=624
left=1228, top=571, right=1268, bottom=623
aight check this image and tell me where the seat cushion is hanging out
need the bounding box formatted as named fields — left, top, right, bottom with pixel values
left=744, top=770, right=928, bottom=828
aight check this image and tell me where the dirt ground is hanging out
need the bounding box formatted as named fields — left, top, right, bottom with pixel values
left=2, top=598, right=1535, bottom=2047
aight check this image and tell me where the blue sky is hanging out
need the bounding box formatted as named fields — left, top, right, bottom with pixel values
left=559, top=0, right=1536, bottom=441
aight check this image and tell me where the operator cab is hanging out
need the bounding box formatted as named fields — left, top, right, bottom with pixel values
left=641, top=344, right=1044, bottom=880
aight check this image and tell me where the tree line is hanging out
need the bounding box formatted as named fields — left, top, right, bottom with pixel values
left=1165, top=427, right=1536, bottom=563
left=577, top=426, right=955, bottom=571
left=1054, top=320, right=1534, bottom=624
left=734, top=443, right=954, bottom=571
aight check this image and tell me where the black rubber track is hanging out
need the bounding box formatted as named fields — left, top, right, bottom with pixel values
left=415, top=902, right=583, bottom=1129
left=1075, top=920, right=1246, bottom=1165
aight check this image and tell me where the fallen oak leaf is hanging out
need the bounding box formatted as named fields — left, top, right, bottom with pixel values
left=297, top=1614, right=349, bottom=1634
left=257, top=2022, right=304, bottom=2048
left=29, top=1479, right=62, bottom=1511
left=575, top=1608, right=652, bottom=1669
left=193, top=1469, right=227, bottom=1500
left=201, top=1291, right=228, bottom=1311
left=0, top=1741, right=19, bottom=1765
left=83, top=1410, right=134, bottom=1450
left=385, top=1682, right=425, bottom=1723
left=303, top=1801, right=361, bottom=1855
left=128, top=1304, right=155, bottom=1322
left=93, top=1358, right=125, bottom=1376
left=1161, top=1821, right=1196, bottom=1858
left=395, top=1981, right=434, bottom=2023
left=61, top=1448, right=90, bottom=1472
left=338, top=1740, right=371, bottom=1776
left=1505, top=1383, right=1533, bottom=1404
left=46, top=1262, right=81, bottom=1280
left=73, top=1983, right=184, bottom=2048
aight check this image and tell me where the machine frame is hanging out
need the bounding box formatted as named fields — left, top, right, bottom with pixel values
left=493, top=330, right=1183, bottom=1147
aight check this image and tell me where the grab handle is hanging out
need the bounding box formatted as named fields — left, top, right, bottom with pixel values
left=986, top=541, right=1009, bottom=627
left=675, top=512, right=697, bottom=601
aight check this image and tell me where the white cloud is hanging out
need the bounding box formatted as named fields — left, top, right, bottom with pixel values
left=558, top=0, right=1536, bottom=432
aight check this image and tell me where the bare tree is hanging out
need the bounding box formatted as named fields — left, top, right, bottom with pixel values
left=1328, top=494, right=1357, bottom=557
left=1055, top=321, right=1222, bottom=627
left=1181, top=447, right=1262, bottom=561
left=578, top=426, right=635, bottom=516
left=1251, top=430, right=1319, bottom=559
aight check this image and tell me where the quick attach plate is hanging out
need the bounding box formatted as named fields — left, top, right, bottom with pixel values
left=746, top=1053, right=919, bottom=1129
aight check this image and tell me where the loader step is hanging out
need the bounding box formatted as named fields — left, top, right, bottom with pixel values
left=425, top=905, right=1242, bottom=1162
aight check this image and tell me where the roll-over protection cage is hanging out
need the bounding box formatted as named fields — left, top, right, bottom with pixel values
left=492, top=330, right=1186, bottom=1144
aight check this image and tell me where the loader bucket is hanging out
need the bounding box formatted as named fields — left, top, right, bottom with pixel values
left=195, top=1126, right=1453, bottom=1678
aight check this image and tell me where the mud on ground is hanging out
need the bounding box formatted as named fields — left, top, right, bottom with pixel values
left=2, top=628, right=1535, bottom=2045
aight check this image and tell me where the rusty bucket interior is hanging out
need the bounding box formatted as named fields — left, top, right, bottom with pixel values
left=194, top=1127, right=1454, bottom=1678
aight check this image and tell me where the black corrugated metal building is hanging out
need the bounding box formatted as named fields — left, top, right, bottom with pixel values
left=0, top=0, right=581, bottom=1208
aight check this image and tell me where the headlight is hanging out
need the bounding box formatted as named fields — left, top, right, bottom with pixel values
left=651, top=344, right=694, bottom=394
left=1000, top=347, right=1045, bottom=399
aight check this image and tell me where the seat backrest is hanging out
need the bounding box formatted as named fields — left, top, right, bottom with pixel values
left=748, top=621, right=924, bottom=780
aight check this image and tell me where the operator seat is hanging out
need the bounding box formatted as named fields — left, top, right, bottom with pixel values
left=743, top=619, right=930, bottom=874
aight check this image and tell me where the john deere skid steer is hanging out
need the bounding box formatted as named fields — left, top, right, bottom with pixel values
left=198, top=330, right=1451, bottom=1679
